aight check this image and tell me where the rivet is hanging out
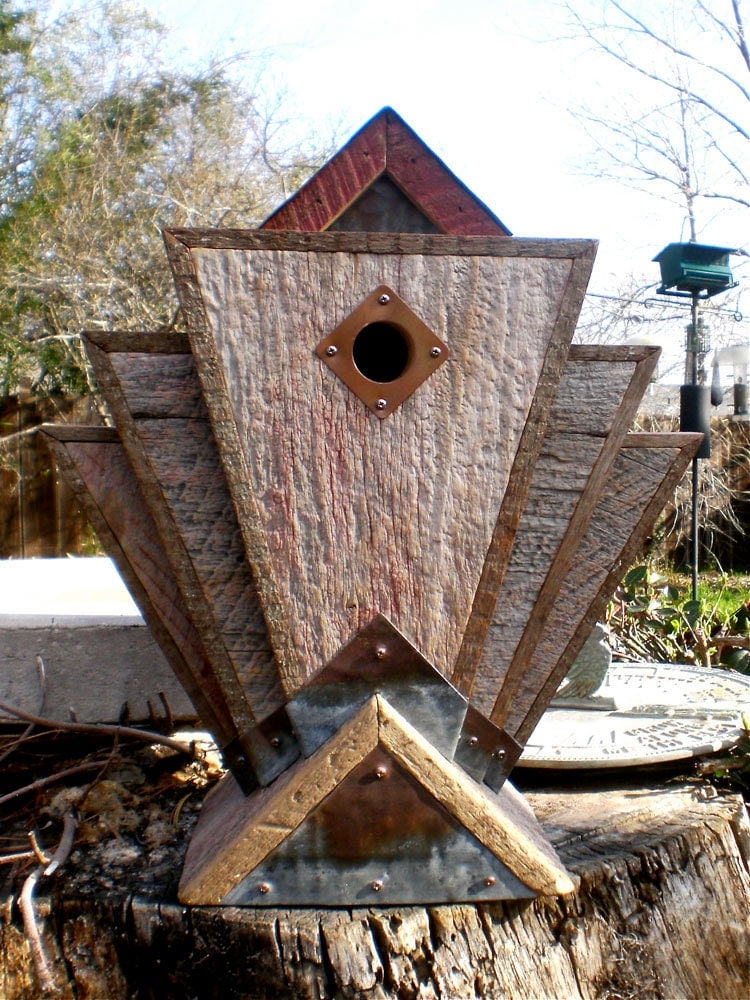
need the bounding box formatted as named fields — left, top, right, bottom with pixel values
left=258, top=882, right=271, bottom=895
left=493, top=747, right=507, bottom=759
left=375, top=398, right=388, bottom=411
left=375, top=765, right=388, bottom=779
left=375, top=645, right=387, bottom=659
left=467, top=736, right=479, bottom=748
left=430, top=347, right=442, bottom=358
left=370, top=880, right=384, bottom=892
left=378, top=294, right=390, bottom=305
left=484, top=876, right=496, bottom=887
left=269, top=737, right=281, bottom=749
left=325, top=345, right=338, bottom=357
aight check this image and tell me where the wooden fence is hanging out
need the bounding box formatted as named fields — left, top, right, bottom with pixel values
left=0, top=393, right=102, bottom=558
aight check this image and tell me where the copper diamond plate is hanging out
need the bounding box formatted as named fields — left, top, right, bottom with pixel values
left=316, top=284, right=450, bottom=418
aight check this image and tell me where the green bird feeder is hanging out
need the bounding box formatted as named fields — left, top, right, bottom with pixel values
left=653, top=242, right=738, bottom=299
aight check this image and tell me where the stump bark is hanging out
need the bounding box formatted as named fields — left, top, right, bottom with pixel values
left=2, top=779, right=749, bottom=999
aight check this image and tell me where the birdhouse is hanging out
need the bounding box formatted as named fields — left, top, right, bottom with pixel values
left=41, top=108, right=701, bottom=907
left=653, top=242, right=737, bottom=298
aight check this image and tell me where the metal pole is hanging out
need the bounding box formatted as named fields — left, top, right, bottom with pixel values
left=689, top=292, right=699, bottom=602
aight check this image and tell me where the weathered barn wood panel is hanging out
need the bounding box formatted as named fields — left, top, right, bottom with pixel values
left=165, top=231, right=595, bottom=695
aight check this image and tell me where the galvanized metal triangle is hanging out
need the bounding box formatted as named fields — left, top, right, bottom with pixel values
left=224, top=747, right=536, bottom=906
left=178, top=694, right=574, bottom=906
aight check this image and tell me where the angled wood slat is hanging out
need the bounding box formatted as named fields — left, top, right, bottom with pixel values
left=507, top=432, right=702, bottom=743
left=85, top=334, right=284, bottom=725
left=166, top=231, right=595, bottom=695
left=262, top=106, right=510, bottom=236
left=457, top=345, right=659, bottom=710
left=39, top=426, right=238, bottom=750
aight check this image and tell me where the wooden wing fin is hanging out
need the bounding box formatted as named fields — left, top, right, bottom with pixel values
left=84, top=331, right=285, bottom=725
left=458, top=345, right=659, bottom=710
left=505, top=432, right=703, bottom=745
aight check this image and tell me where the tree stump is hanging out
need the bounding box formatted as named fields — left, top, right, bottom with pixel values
left=2, top=778, right=748, bottom=999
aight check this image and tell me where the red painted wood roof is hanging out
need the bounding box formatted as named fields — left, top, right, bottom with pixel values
left=261, top=107, right=511, bottom=236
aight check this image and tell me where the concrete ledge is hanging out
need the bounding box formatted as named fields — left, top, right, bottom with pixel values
left=0, top=559, right=195, bottom=725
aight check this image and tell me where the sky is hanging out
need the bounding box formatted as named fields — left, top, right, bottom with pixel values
left=85, top=1, right=750, bottom=375
left=141, top=0, right=679, bottom=282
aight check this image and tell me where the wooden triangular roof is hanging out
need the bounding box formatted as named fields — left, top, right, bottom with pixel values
left=261, top=107, right=511, bottom=236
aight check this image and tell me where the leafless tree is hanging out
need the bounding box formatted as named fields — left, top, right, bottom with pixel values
left=566, top=0, right=750, bottom=239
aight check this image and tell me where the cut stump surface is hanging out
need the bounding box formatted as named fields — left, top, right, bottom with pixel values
left=2, top=778, right=748, bottom=999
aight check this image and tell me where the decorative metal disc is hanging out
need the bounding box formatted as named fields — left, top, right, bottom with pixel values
left=316, top=284, right=449, bottom=418
left=520, top=662, right=750, bottom=769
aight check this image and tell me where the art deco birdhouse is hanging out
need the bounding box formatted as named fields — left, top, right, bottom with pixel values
left=42, top=109, right=701, bottom=906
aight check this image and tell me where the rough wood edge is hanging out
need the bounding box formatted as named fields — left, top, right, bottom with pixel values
left=162, top=230, right=303, bottom=697
left=163, top=229, right=596, bottom=259
left=83, top=338, right=264, bottom=732
left=84, top=330, right=190, bottom=354
left=39, top=424, right=118, bottom=444
left=376, top=696, right=574, bottom=896
left=383, top=108, right=510, bottom=236
left=38, top=430, right=235, bottom=746
left=487, top=346, right=660, bottom=724
left=452, top=246, right=597, bottom=693
left=179, top=697, right=380, bottom=904
left=261, top=109, right=387, bottom=231
left=513, top=430, right=704, bottom=744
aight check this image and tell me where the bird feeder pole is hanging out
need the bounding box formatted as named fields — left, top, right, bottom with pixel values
left=653, top=241, right=739, bottom=600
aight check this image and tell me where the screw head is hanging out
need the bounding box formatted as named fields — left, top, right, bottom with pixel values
left=269, top=736, right=281, bottom=749
left=375, top=398, right=388, bottom=411
left=430, top=347, right=442, bottom=358
left=484, top=876, right=496, bottom=888
left=377, top=294, right=390, bottom=305
left=258, top=882, right=271, bottom=895
left=467, top=736, right=479, bottom=748
left=370, top=879, right=384, bottom=892
left=325, top=345, right=338, bottom=357
left=375, top=645, right=387, bottom=659
left=375, top=765, right=388, bottom=779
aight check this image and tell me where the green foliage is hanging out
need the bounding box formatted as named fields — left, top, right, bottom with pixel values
left=0, top=1, right=328, bottom=400
left=607, top=564, right=750, bottom=672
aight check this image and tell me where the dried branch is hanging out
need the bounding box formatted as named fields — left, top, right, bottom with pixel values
left=19, top=812, right=78, bottom=995
left=0, top=759, right=116, bottom=810
left=0, top=700, right=195, bottom=756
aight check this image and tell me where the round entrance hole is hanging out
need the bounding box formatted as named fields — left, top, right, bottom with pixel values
left=352, top=322, right=410, bottom=383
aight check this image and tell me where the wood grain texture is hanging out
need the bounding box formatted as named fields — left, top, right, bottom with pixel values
left=459, top=347, right=658, bottom=709
left=163, top=230, right=301, bottom=695
left=7, top=783, right=748, bottom=998
left=453, top=253, right=598, bottom=683
left=39, top=428, right=237, bottom=748
left=167, top=229, right=591, bottom=258
left=87, top=336, right=284, bottom=722
left=261, top=111, right=386, bottom=231
left=261, top=107, right=510, bottom=236
left=85, top=340, right=275, bottom=733
left=502, top=432, right=703, bottom=741
left=173, top=240, right=594, bottom=691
